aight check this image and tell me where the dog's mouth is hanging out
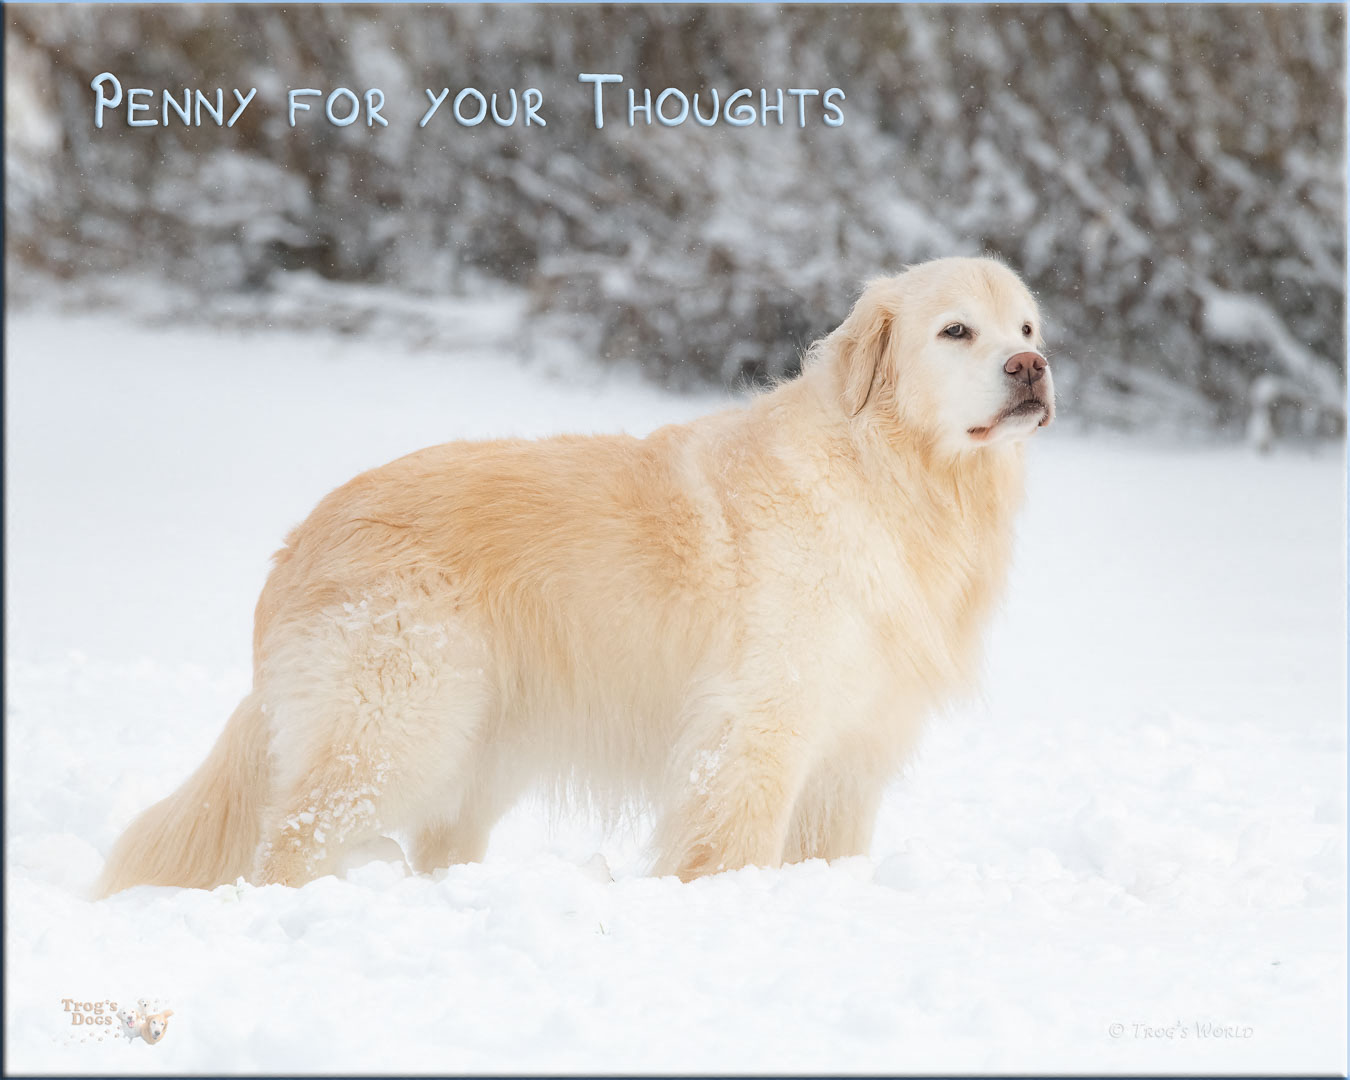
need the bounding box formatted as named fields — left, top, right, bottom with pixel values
left=967, top=392, right=1051, bottom=440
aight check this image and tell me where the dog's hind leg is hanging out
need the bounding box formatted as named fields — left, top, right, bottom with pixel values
left=411, top=821, right=474, bottom=873
left=257, top=703, right=494, bottom=886
left=409, top=747, right=526, bottom=873
left=410, top=815, right=494, bottom=873
left=254, top=593, right=494, bottom=887
left=256, top=748, right=402, bottom=887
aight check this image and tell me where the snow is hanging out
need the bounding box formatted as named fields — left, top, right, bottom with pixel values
left=5, top=311, right=1346, bottom=1072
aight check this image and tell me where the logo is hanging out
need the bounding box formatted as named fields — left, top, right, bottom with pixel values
left=61, top=997, right=174, bottom=1046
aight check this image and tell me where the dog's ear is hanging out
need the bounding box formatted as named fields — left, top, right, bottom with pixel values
left=832, top=283, right=895, bottom=417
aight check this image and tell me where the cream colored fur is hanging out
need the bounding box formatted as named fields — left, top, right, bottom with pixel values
left=141, top=1009, right=174, bottom=1045
left=95, top=256, right=1053, bottom=895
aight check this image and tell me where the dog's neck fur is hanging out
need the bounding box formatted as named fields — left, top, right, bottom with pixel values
left=772, top=362, right=1027, bottom=688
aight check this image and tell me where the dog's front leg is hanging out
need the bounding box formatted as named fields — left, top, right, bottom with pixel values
left=653, top=709, right=813, bottom=882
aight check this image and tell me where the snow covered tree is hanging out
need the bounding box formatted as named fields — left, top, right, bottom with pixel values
left=6, top=4, right=1344, bottom=440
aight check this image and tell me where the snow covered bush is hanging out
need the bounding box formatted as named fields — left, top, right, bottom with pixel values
left=6, top=5, right=1344, bottom=440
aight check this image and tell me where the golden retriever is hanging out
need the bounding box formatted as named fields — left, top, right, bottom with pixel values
left=95, top=255, right=1054, bottom=895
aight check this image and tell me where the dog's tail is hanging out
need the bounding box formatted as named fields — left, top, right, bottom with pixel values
left=94, top=693, right=271, bottom=898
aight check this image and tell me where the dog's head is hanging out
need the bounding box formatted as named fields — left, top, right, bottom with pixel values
left=145, top=1011, right=172, bottom=1042
left=824, top=257, right=1055, bottom=456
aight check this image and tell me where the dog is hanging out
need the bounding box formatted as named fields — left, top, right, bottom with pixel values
left=116, top=1006, right=143, bottom=1042
left=94, top=255, right=1054, bottom=894
left=141, top=1009, right=173, bottom=1045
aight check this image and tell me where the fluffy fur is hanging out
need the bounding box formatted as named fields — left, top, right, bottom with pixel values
left=94, top=255, right=1054, bottom=895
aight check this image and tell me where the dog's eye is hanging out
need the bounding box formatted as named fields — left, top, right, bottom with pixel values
left=942, top=323, right=968, bottom=339
left=1022, top=323, right=1033, bottom=337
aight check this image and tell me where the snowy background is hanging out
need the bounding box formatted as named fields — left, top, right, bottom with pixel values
left=5, top=4, right=1348, bottom=1075
left=5, top=4, right=1346, bottom=441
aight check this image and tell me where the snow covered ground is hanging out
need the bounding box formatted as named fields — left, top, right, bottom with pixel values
left=5, top=307, right=1346, bottom=1073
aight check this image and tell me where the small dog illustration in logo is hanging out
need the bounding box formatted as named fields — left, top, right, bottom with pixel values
left=141, top=1009, right=174, bottom=1045
left=115, top=999, right=173, bottom=1045
left=116, top=1006, right=143, bottom=1043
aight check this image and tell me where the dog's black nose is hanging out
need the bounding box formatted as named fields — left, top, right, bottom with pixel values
left=1004, top=351, right=1047, bottom=385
